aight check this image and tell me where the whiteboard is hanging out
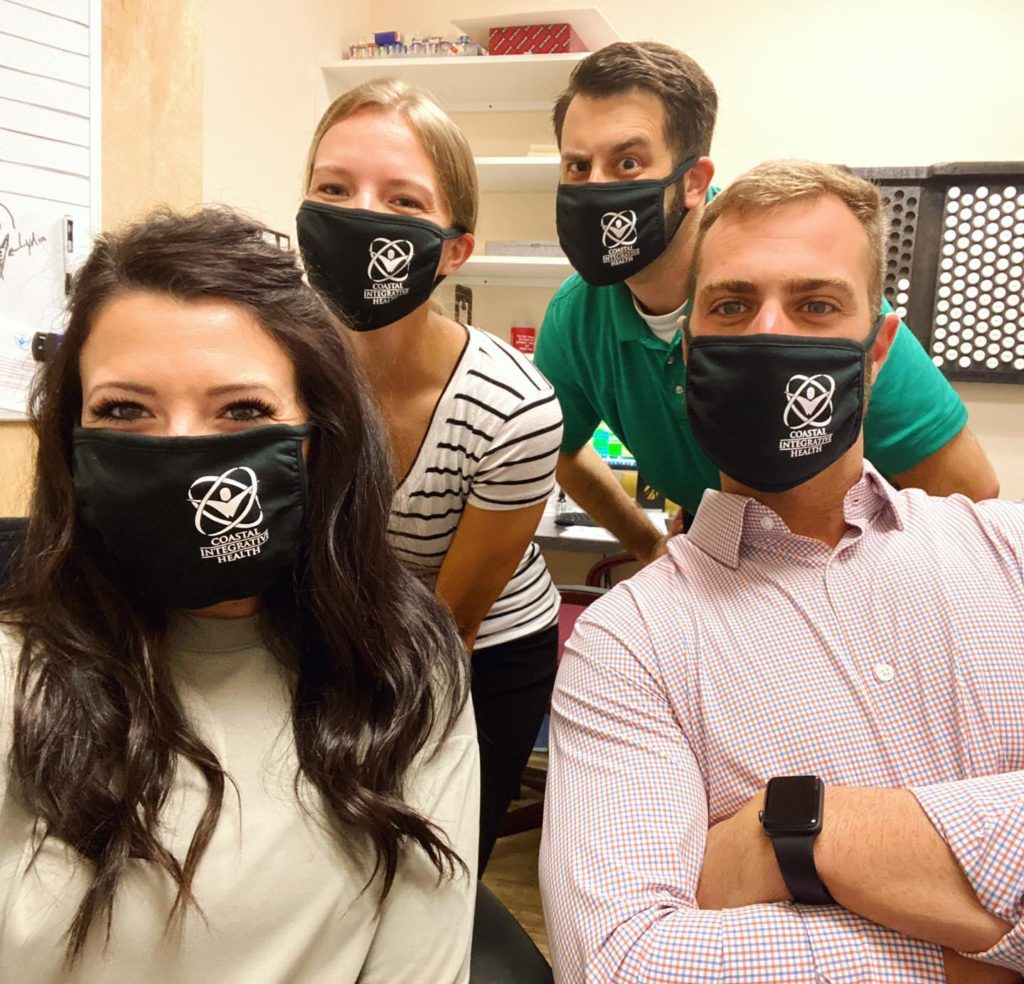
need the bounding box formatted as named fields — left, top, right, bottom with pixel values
left=0, top=0, right=100, bottom=418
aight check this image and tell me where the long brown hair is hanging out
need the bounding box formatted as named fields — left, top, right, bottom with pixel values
left=0, top=207, right=469, bottom=960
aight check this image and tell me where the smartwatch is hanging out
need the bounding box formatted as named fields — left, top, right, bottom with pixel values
left=758, top=775, right=834, bottom=905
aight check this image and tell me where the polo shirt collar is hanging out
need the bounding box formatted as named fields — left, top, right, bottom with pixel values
left=685, top=461, right=906, bottom=569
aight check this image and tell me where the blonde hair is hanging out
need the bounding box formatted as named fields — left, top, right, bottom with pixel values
left=305, top=78, right=478, bottom=233
left=691, top=160, right=890, bottom=312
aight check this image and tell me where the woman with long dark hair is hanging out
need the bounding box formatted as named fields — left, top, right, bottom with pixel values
left=0, top=207, right=477, bottom=981
left=298, top=79, right=563, bottom=872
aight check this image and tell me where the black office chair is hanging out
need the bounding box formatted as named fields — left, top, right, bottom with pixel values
left=0, top=517, right=27, bottom=589
left=471, top=882, right=552, bottom=984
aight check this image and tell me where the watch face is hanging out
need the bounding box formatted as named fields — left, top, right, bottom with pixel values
left=762, top=775, right=823, bottom=834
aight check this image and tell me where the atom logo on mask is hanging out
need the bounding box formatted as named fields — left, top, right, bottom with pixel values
left=368, top=238, right=414, bottom=283
left=600, top=210, right=638, bottom=249
left=188, top=467, right=269, bottom=563
left=783, top=374, right=836, bottom=430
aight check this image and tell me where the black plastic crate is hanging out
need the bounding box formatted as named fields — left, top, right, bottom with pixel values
left=849, top=163, right=1024, bottom=384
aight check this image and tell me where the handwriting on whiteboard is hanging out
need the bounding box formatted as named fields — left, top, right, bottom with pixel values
left=0, top=202, right=48, bottom=283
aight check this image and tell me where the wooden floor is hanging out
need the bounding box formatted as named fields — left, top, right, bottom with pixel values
left=483, top=826, right=549, bottom=961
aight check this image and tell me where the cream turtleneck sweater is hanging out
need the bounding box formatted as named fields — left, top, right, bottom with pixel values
left=0, top=614, right=478, bottom=983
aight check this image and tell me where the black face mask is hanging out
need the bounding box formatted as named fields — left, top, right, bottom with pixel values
left=555, top=157, right=696, bottom=286
left=683, top=315, right=885, bottom=493
left=296, top=200, right=463, bottom=331
left=73, top=423, right=313, bottom=610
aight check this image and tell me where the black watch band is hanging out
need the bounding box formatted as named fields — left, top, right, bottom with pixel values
left=769, top=834, right=834, bottom=905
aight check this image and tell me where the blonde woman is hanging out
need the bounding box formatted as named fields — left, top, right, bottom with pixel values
left=298, top=79, right=562, bottom=870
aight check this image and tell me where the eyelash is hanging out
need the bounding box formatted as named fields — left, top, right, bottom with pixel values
left=225, top=398, right=279, bottom=421
left=90, top=398, right=144, bottom=421
left=316, top=184, right=425, bottom=210
left=89, top=397, right=280, bottom=422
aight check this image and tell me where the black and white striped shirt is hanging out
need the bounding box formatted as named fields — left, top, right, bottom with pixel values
left=388, top=326, right=562, bottom=650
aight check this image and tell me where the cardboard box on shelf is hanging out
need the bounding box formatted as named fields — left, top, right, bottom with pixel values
left=488, top=23, right=583, bottom=55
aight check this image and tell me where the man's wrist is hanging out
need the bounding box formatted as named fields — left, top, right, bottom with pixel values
left=760, top=775, right=834, bottom=905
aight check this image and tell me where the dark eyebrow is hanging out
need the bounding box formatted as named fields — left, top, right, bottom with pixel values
left=608, top=137, right=651, bottom=158
left=699, top=279, right=759, bottom=298
left=86, top=381, right=157, bottom=399
left=204, top=383, right=279, bottom=398
left=86, top=382, right=279, bottom=400
left=698, top=278, right=858, bottom=299
left=561, top=137, right=652, bottom=165
left=781, top=277, right=856, bottom=297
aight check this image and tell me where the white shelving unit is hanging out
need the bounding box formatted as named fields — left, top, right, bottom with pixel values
left=320, top=13, right=621, bottom=288
left=451, top=255, right=571, bottom=288
left=321, top=53, right=586, bottom=112
left=474, top=156, right=559, bottom=193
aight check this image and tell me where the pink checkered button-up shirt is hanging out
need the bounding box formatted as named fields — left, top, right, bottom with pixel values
left=540, top=464, right=1024, bottom=982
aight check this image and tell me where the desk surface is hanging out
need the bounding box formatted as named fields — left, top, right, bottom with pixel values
left=534, top=509, right=667, bottom=555
left=533, top=514, right=620, bottom=554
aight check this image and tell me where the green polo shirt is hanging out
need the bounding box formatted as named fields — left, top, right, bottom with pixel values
left=536, top=260, right=968, bottom=517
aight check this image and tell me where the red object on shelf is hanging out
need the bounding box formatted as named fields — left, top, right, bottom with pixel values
left=488, top=23, right=581, bottom=55
left=510, top=324, right=536, bottom=355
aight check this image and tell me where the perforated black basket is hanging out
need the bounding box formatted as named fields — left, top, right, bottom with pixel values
left=849, top=163, right=1024, bottom=384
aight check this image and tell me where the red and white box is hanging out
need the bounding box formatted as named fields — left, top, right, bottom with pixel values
left=488, top=23, right=582, bottom=56
left=510, top=324, right=537, bottom=356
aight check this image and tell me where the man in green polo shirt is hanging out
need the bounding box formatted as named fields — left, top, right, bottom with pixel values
left=535, top=41, right=998, bottom=563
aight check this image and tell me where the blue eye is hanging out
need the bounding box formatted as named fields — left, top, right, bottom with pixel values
left=803, top=300, right=837, bottom=315
left=711, top=301, right=746, bottom=317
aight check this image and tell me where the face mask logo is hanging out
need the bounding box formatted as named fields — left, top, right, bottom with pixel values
left=783, top=374, right=836, bottom=430
left=601, top=210, right=638, bottom=248
left=368, top=238, right=414, bottom=284
left=188, top=466, right=269, bottom=563
left=600, top=209, right=641, bottom=270
left=364, top=236, right=416, bottom=307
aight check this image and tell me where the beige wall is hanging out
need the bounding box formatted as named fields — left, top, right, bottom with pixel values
left=0, top=425, right=36, bottom=516
left=102, top=0, right=204, bottom=228
left=368, top=0, right=1024, bottom=499
left=203, top=0, right=370, bottom=238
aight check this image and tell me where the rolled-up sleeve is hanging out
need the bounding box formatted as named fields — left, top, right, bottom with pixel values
left=912, top=771, right=1024, bottom=972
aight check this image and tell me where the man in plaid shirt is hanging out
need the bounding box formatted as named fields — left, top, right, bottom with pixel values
left=540, top=160, right=1024, bottom=983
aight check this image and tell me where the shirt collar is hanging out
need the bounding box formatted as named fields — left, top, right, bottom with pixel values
left=631, top=294, right=687, bottom=345
left=613, top=284, right=689, bottom=351
left=685, top=461, right=906, bottom=569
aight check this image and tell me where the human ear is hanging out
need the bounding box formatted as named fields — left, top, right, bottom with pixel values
left=684, top=156, right=715, bottom=209
left=438, top=232, right=475, bottom=276
left=870, top=313, right=901, bottom=380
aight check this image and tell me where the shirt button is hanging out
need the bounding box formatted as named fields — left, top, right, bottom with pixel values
left=667, top=355, right=675, bottom=364
left=760, top=517, right=774, bottom=531
left=674, top=384, right=684, bottom=395
left=874, top=662, right=895, bottom=683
